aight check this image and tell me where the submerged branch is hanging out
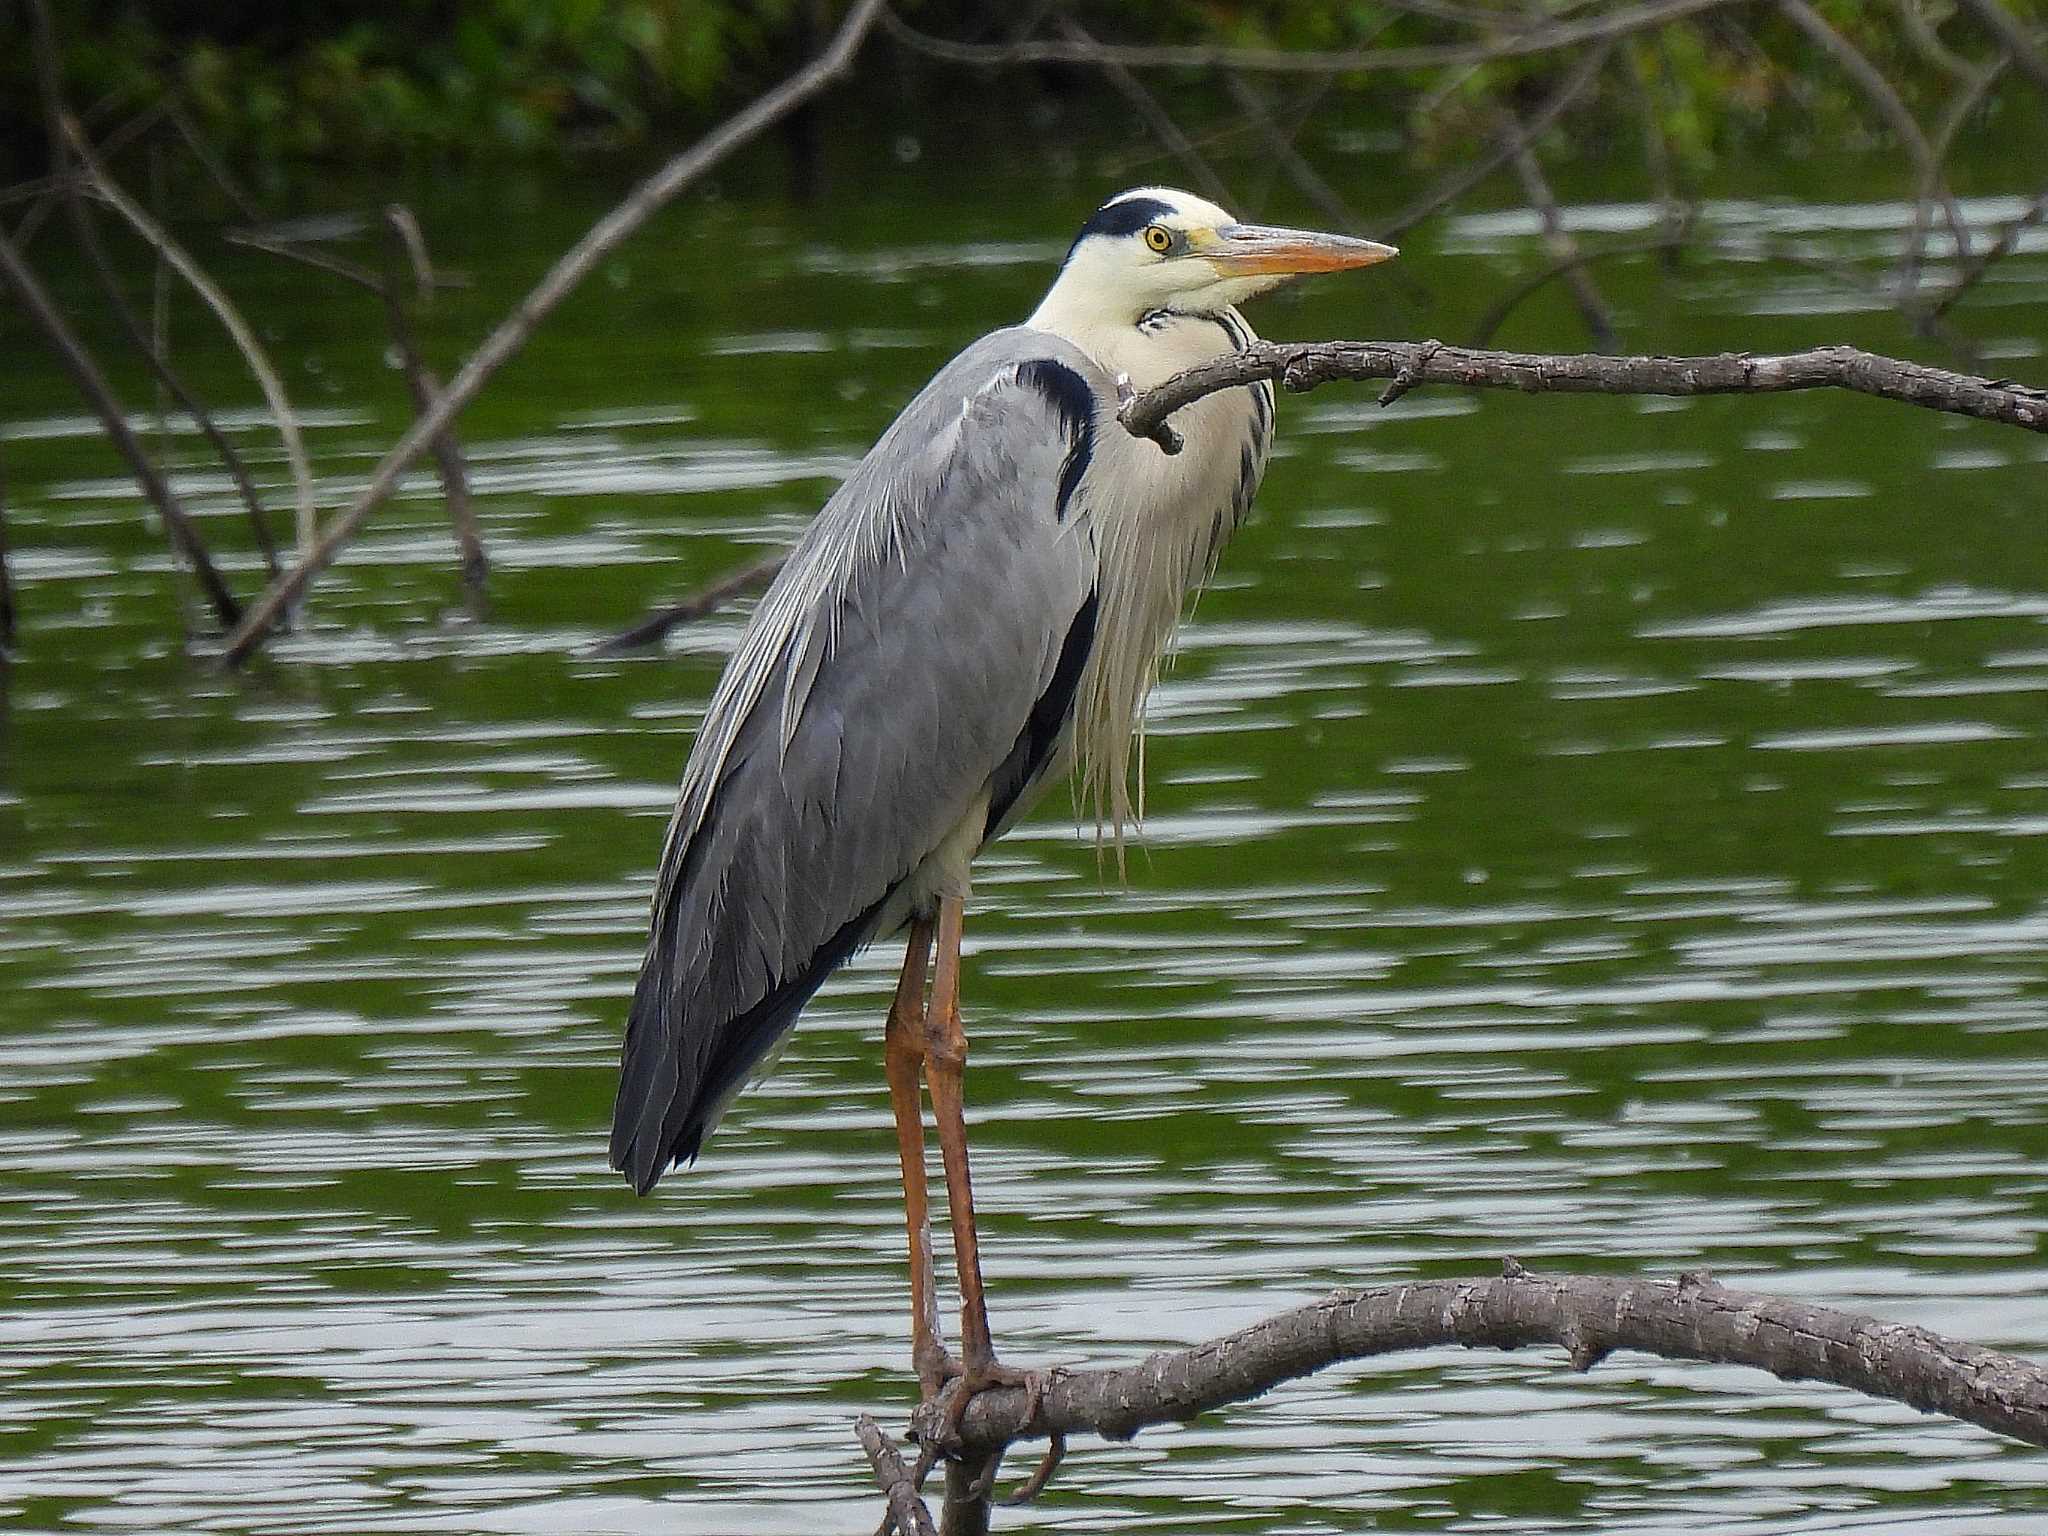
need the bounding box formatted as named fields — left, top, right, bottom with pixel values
left=903, top=1266, right=2048, bottom=1530
left=1120, top=337, right=2048, bottom=447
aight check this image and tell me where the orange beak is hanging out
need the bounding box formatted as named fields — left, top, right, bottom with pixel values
left=1203, top=223, right=1398, bottom=276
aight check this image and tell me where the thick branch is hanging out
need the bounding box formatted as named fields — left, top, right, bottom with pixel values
left=1119, top=338, right=2048, bottom=445
left=935, top=1269, right=2048, bottom=1459
left=216, top=0, right=887, bottom=667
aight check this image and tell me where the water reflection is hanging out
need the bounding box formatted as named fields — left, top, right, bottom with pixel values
left=3, top=178, right=2048, bottom=1534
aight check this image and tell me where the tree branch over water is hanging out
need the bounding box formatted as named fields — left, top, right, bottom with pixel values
left=1120, top=337, right=2048, bottom=449
left=872, top=1264, right=2048, bottom=1533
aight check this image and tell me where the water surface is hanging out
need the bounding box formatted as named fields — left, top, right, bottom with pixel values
left=3, top=165, right=2048, bottom=1532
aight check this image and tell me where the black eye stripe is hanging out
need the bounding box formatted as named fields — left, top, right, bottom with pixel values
left=1063, top=195, right=1180, bottom=263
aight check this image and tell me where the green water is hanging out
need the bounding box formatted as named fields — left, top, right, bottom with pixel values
left=3, top=157, right=2048, bottom=1532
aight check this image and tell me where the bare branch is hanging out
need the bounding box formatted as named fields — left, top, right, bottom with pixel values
left=0, top=223, right=241, bottom=628
left=589, top=552, right=787, bottom=655
left=1774, top=0, right=1969, bottom=281
left=856, top=1416, right=936, bottom=1536
left=1060, top=19, right=1232, bottom=206
left=1932, top=181, right=2048, bottom=318
left=1469, top=231, right=1687, bottom=347
left=880, top=0, right=1750, bottom=75
left=25, top=0, right=281, bottom=574
left=1497, top=109, right=1619, bottom=349
left=1375, top=40, right=1611, bottom=241
left=1119, top=337, right=2048, bottom=446
left=217, top=0, right=890, bottom=667
left=924, top=1268, right=2048, bottom=1466
left=1954, top=0, right=2048, bottom=95
left=1888, top=0, right=1985, bottom=81
left=58, top=115, right=321, bottom=560
left=1222, top=73, right=1367, bottom=234
left=380, top=206, right=483, bottom=603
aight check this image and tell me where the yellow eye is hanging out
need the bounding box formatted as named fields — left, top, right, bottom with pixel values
left=1144, top=225, right=1172, bottom=254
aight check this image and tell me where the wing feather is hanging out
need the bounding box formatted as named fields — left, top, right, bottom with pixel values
left=612, top=329, right=1106, bottom=1191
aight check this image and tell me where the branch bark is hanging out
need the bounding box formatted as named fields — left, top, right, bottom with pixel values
left=215, top=0, right=888, bottom=667
left=903, top=1266, right=2048, bottom=1532
left=1119, top=337, right=2048, bottom=447
left=856, top=1415, right=937, bottom=1536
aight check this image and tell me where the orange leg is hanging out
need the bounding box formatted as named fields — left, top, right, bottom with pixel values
left=883, top=914, right=949, bottom=1397
left=923, top=891, right=1027, bottom=1396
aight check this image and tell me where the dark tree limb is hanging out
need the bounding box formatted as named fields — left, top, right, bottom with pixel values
left=928, top=1266, right=2048, bottom=1465
left=589, top=551, right=787, bottom=655
left=216, top=0, right=889, bottom=667
left=1120, top=337, right=2048, bottom=447
left=857, top=1415, right=937, bottom=1536
left=0, top=222, right=241, bottom=628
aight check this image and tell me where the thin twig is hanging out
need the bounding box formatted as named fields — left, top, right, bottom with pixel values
left=1120, top=337, right=2048, bottom=446
left=163, top=99, right=265, bottom=223
left=1774, top=0, right=1969, bottom=287
left=1954, top=0, right=2048, bottom=95
left=0, top=222, right=241, bottom=628
left=855, top=1416, right=937, bottom=1536
left=589, top=552, right=787, bottom=654
left=1469, top=231, right=1688, bottom=347
left=1888, top=0, right=1984, bottom=81
left=1374, top=40, right=1612, bottom=241
left=217, top=0, right=890, bottom=668
left=381, top=206, right=483, bottom=603
left=1497, top=108, right=1619, bottom=349
left=7, top=100, right=166, bottom=249
left=57, top=114, right=321, bottom=561
left=1060, top=19, right=1233, bottom=206
left=1931, top=181, right=2048, bottom=318
left=1222, top=73, right=1367, bottom=234
left=880, top=0, right=1749, bottom=75
left=53, top=169, right=283, bottom=574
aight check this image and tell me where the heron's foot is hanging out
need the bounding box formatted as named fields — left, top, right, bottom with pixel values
left=912, top=1355, right=1050, bottom=1456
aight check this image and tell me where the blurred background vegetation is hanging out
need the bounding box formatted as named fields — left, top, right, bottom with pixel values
left=5, top=0, right=2045, bottom=188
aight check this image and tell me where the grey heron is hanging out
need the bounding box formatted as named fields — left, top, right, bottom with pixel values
left=612, top=187, right=1394, bottom=1413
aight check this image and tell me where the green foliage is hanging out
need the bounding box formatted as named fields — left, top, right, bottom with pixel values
left=3, top=0, right=2046, bottom=176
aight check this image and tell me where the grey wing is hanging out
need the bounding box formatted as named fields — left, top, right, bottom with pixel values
left=611, top=329, right=1106, bottom=1192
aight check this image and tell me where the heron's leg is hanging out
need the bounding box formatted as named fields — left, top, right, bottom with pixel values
left=884, top=914, right=949, bottom=1397
left=923, top=890, right=1022, bottom=1386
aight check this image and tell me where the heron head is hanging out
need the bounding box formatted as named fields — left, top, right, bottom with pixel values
left=1047, top=186, right=1396, bottom=323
